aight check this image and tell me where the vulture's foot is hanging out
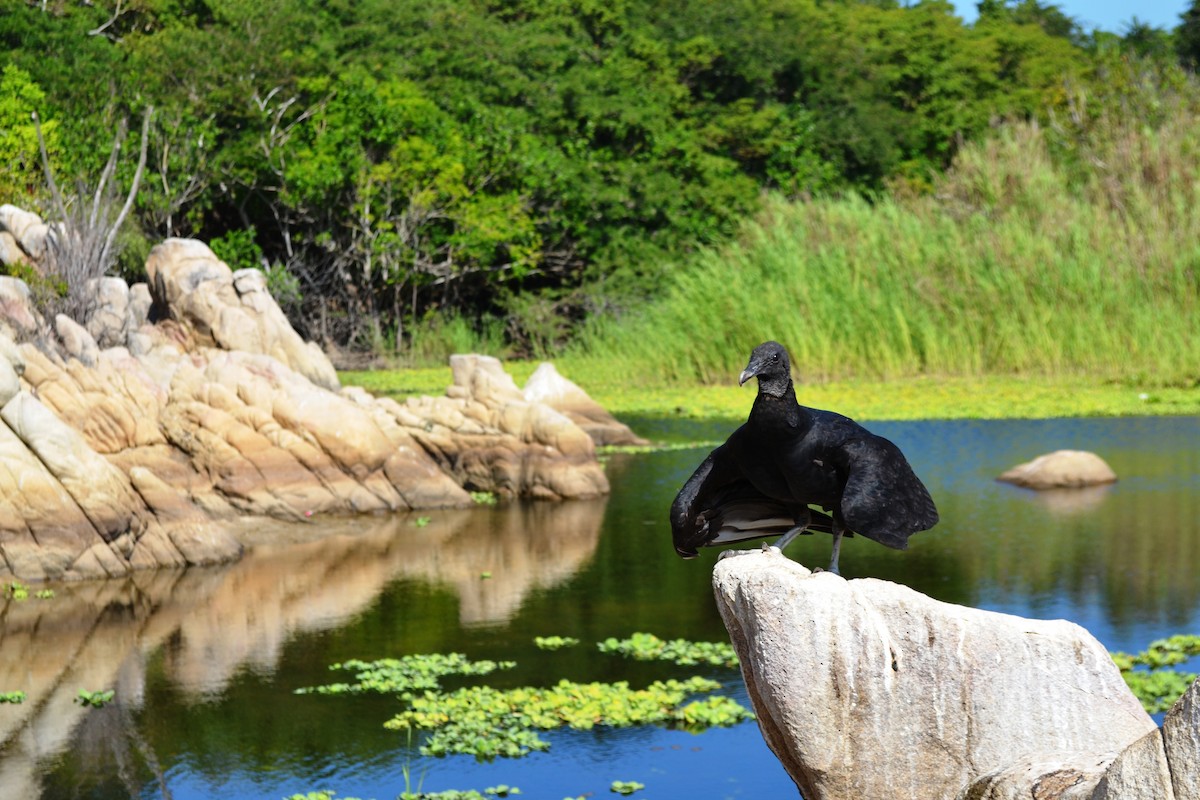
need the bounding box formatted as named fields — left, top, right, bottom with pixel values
left=718, top=549, right=752, bottom=560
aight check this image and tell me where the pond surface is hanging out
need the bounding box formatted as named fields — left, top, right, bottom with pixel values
left=1, top=415, right=1198, bottom=800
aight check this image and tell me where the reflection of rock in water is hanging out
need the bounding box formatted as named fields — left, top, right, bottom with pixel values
left=0, top=499, right=605, bottom=796
left=163, top=497, right=605, bottom=689
left=1034, top=484, right=1113, bottom=515
left=0, top=579, right=166, bottom=799
left=389, top=497, right=609, bottom=626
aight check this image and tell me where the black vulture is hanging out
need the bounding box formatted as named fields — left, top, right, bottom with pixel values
left=671, top=341, right=938, bottom=573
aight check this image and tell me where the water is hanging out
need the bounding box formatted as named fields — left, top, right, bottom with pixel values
left=1, top=416, right=1197, bottom=800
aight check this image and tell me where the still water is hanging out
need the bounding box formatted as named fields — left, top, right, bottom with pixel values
left=1, top=416, right=1198, bottom=799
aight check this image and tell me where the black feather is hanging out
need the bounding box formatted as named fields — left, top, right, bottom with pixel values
left=671, top=341, right=938, bottom=567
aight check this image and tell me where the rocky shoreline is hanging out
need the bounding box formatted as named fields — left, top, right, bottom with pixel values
left=0, top=206, right=639, bottom=582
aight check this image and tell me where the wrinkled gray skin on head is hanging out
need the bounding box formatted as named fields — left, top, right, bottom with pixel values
left=739, top=340, right=791, bottom=397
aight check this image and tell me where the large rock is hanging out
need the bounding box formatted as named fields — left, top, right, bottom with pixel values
left=54, top=314, right=99, bottom=367
left=522, top=361, right=649, bottom=447
left=0, top=276, right=42, bottom=340
left=712, top=550, right=1158, bottom=800
left=0, top=390, right=242, bottom=581
left=144, top=238, right=339, bottom=391
left=967, top=676, right=1200, bottom=799
left=83, top=276, right=133, bottom=348
left=997, top=450, right=1117, bottom=489
left=394, top=354, right=610, bottom=500
left=0, top=217, right=617, bottom=581
left=0, top=204, right=51, bottom=263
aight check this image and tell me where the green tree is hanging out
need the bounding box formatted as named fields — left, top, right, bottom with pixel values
left=1177, top=0, right=1200, bottom=70
left=0, top=64, right=54, bottom=204
left=1121, top=19, right=1174, bottom=61
left=275, top=69, right=542, bottom=347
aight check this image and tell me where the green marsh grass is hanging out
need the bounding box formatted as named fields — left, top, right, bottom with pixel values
left=571, top=108, right=1200, bottom=387
left=346, top=83, right=1200, bottom=416
left=340, top=367, right=1200, bottom=424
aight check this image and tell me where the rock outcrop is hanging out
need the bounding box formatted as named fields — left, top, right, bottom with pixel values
left=710, top=550, right=1194, bottom=800
left=0, top=208, right=624, bottom=581
left=523, top=361, right=649, bottom=447
left=373, top=354, right=609, bottom=500
left=997, top=450, right=1118, bottom=489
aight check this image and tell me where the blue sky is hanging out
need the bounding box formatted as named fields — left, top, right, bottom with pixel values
left=950, top=1, right=1190, bottom=32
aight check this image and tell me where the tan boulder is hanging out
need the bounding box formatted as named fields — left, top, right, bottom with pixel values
left=0, top=352, right=19, bottom=408
left=144, top=239, right=339, bottom=390
left=712, top=550, right=1156, bottom=800
left=396, top=354, right=609, bottom=500
left=19, top=345, right=168, bottom=455
left=83, top=276, right=133, bottom=348
left=997, top=450, right=1117, bottom=489
left=522, top=361, right=649, bottom=447
left=1, top=391, right=144, bottom=541
left=0, top=417, right=103, bottom=581
left=0, top=231, right=28, bottom=268
left=0, top=204, right=50, bottom=262
left=126, top=467, right=242, bottom=567
left=0, top=276, right=42, bottom=339
left=54, top=314, right=100, bottom=367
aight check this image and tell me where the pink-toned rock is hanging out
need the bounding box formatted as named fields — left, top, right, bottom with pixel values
left=997, top=450, right=1117, bottom=490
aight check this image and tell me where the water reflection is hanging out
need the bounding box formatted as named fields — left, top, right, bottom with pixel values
left=1, top=416, right=1197, bottom=800
left=1027, top=484, right=1114, bottom=515
left=0, top=498, right=606, bottom=797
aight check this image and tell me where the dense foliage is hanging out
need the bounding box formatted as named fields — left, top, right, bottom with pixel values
left=2, top=0, right=1197, bottom=361
left=573, top=52, right=1200, bottom=385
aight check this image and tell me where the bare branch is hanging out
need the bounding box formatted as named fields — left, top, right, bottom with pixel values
left=88, top=0, right=125, bottom=37
left=90, top=119, right=126, bottom=231
left=32, top=111, right=69, bottom=225
left=99, top=106, right=152, bottom=267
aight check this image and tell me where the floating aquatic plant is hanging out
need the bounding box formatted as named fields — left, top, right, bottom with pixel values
left=75, top=689, right=115, bottom=708
left=1112, top=634, right=1200, bottom=714
left=3, top=583, right=54, bottom=601
left=287, top=785, right=520, bottom=800
left=0, top=691, right=26, bottom=704
left=385, top=676, right=752, bottom=760
left=610, top=780, right=644, bottom=795
left=295, top=653, right=515, bottom=698
left=597, top=632, right=739, bottom=669
left=534, top=636, right=580, bottom=650
left=402, top=788, right=520, bottom=800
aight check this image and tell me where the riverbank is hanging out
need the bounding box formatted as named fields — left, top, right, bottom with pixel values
left=340, top=367, right=1200, bottom=424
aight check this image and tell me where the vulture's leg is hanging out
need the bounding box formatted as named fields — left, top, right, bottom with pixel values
left=825, top=519, right=845, bottom=575
left=771, top=526, right=809, bottom=553
left=768, top=508, right=811, bottom=552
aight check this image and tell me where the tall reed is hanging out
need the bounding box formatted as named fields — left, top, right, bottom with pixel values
left=573, top=84, right=1200, bottom=387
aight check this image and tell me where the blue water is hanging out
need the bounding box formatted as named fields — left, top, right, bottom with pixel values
left=2, top=415, right=1197, bottom=799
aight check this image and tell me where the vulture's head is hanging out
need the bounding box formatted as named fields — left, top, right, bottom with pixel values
left=739, top=341, right=792, bottom=396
